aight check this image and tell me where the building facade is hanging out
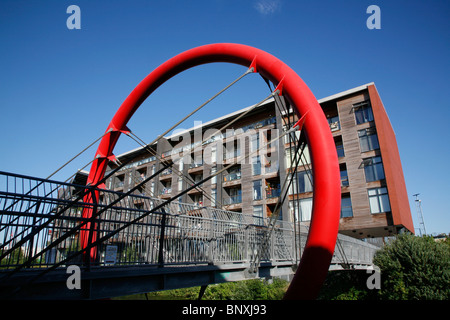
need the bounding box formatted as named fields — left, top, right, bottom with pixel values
left=102, top=83, right=414, bottom=240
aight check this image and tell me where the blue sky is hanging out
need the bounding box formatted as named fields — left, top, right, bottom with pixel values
left=0, top=0, right=449, bottom=235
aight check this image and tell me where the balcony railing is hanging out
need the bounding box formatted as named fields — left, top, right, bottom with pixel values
left=223, top=172, right=241, bottom=182
left=160, top=187, right=172, bottom=195
left=114, top=181, right=124, bottom=189
left=161, top=168, right=172, bottom=176
left=266, top=188, right=281, bottom=199
left=341, top=176, right=349, bottom=187
left=329, top=120, right=341, bottom=132
left=189, top=162, right=203, bottom=169
left=224, top=195, right=242, bottom=205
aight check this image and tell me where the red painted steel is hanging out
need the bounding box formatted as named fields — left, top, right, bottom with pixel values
left=83, top=43, right=341, bottom=299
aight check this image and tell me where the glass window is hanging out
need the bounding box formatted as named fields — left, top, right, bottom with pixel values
left=285, top=145, right=311, bottom=168
left=289, top=198, right=313, bottom=222
left=340, top=168, right=349, bottom=186
left=327, top=115, right=340, bottom=132
left=289, top=170, right=313, bottom=194
left=354, top=101, right=374, bottom=124
left=368, top=187, right=391, bottom=214
left=253, top=205, right=264, bottom=225
left=359, top=128, right=379, bottom=152
left=251, top=155, right=261, bottom=175
left=364, top=156, right=385, bottom=182
left=341, top=195, right=353, bottom=217
left=211, top=188, right=217, bottom=208
left=211, top=145, right=217, bottom=163
left=336, top=140, right=345, bottom=158
left=253, top=180, right=262, bottom=200
left=250, top=132, right=260, bottom=152
left=211, top=166, right=217, bottom=184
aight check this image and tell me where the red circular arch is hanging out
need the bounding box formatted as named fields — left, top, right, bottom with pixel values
left=85, top=43, right=340, bottom=299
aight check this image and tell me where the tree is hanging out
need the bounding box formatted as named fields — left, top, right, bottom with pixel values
left=373, top=234, right=450, bottom=300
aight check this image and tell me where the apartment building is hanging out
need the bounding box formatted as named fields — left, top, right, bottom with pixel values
left=102, top=82, right=414, bottom=239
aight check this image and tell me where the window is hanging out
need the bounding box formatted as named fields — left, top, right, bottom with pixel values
left=253, top=205, right=264, bottom=225
left=211, top=166, right=217, bottom=184
left=226, top=188, right=241, bottom=205
left=178, top=177, right=183, bottom=192
left=354, top=101, right=374, bottom=124
left=368, top=187, right=391, bottom=214
left=211, top=188, right=217, bottom=207
left=336, top=140, right=345, bottom=158
left=250, top=132, right=260, bottom=153
left=285, top=145, right=311, bottom=168
left=211, top=145, right=217, bottom=164
left=289, top=170, right=313, bottom=194
left=251, top=155, right=261, bottom=175
left=359, top=127, right=379, bottom=152
left=341, top=195, right=353, bottom=217
left=253, top=180, right=262, bottom=200
left=340, top=167, right=349, bottom=186
left=362, top=156, right=385, bottom=182
left=289, top=198, right=313, bottom=222
left=327, top=115, right=340, bottom=132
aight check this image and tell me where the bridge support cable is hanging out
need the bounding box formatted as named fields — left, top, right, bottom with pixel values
left=0, top=132, right=141, bottom=254
left=248, top=102, right=310, bottom=271
left=0, top=132, right=109, bottom=239
left=120, top=83, right=281, bottom=210
left=267, top=80, right=351, bottom=270
left=125, top=131, right=222, bottom=208
left=2, top=90, right=282, bottom=291
left=250, top=79, right=312, bottom=266
left=275, top=94, right=308, bottom=263
left=0, top=163, right=175, bottom=291
left=0, top=156, right=173, bottom=276
left=143, top=66, right=255, bottom=150
left=249, top=134, right=307, bottom=272
left=104, top=67, right=255, bottom=208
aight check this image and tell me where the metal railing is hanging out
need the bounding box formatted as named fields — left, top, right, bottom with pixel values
left=0, top=171, right=296, bottom=271
left=0, top=171, right=378, bottom=275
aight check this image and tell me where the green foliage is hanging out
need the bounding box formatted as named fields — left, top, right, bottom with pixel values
left=318, top=269, right=377, bottom=300
left=141, top=278, right=289, bottom=300
left=318, top=234, right=450, bottom=300
left=373, top=234, right=450, bottom=300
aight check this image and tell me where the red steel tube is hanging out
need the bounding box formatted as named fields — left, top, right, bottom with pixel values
left=84, top=43, right=340, bottom=299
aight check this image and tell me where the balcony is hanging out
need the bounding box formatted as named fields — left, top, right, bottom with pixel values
left=223, top=171, right=241, bottom=182
left=114, top=181, right=124, bottom=189
left=159, top=168, right=172, bottom=181
left=223, top=171, right=242, bottom=188
left=329, top=120, right=341, bottom=132
left=266, top=188, right=281, bottom=199
left=223, top=194, right=242, bottom=205
left=341, top=176, right=349, bottom=187
left=188, top=162, right=203, bottom=174
left=160, top=187, right=172, bottom=199
left=223, top=150, right=241, bottom=164
left=266, top=187, right=281, bottom=204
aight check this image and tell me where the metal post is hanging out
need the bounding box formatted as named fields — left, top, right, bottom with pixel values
left=158, top=208, right=167, bottom=267
left=85, top=188, right=98, bottom=270
left=413, top=194, right=427, bottom=236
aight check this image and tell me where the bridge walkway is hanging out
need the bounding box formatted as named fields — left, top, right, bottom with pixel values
left=0, top=171, right=379, bottom=299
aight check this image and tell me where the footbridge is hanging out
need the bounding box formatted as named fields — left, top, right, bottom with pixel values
left=0, top=171, right=379, bottom=300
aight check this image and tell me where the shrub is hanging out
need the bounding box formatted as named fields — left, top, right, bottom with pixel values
left=373, top=234, right=450, bottom=300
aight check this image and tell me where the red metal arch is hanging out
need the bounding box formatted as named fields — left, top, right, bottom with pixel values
left=84, top=43, right=340, bottom=299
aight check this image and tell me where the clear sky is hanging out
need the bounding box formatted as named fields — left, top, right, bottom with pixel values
left=0, top=0, right=449, bottom=235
